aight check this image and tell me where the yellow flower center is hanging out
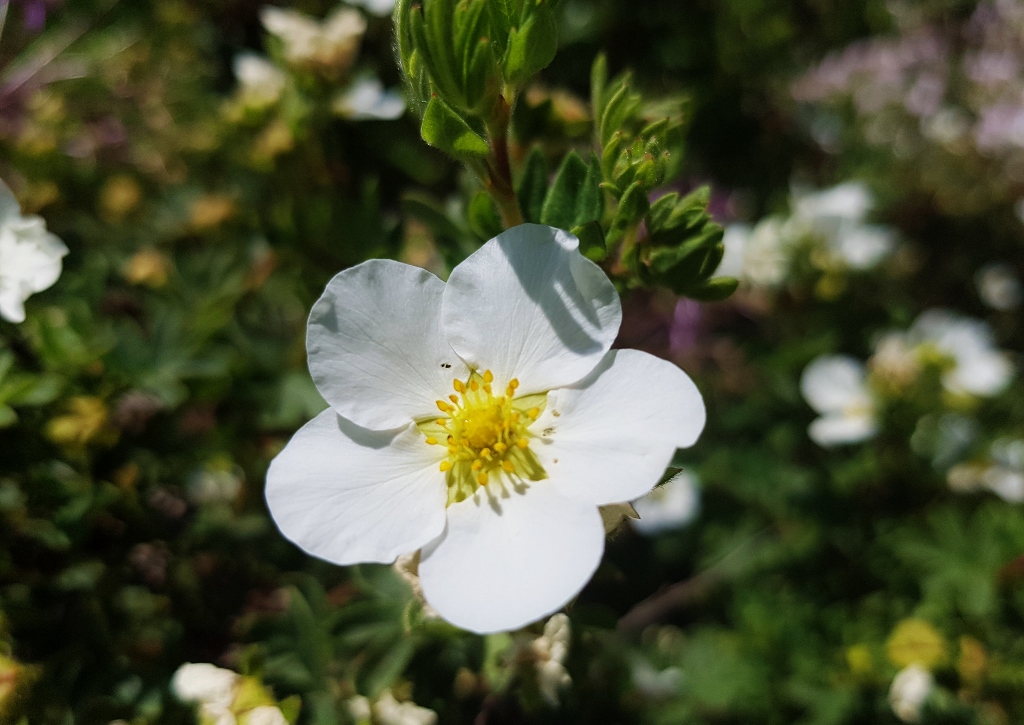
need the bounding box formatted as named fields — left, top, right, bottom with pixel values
left=417, top=370, right=547, bottom=504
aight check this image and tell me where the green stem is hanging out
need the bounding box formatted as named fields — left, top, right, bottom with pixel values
left=483, top=95, right=523, bottom=229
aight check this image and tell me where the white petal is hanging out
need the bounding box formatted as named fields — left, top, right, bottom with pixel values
left=532, top=349, right=706, bottom=506
left=442, top=224, right=621, bottom=394
left=808, top=412, right=877, bottom=446
left=419, top=483, right=603, bottom=633
left=333, top=78, right=406, bottom=120
left=265, top=409, right=447, bottom=565
left=307, top=260, right=470, bottom=430
left=0, top=179, right=20, bottom=223
left=631, top=470, right=700, bottom=535
left=800, top=355, right=871, bottom=414
left=944, top=350, right=1013, bottom=397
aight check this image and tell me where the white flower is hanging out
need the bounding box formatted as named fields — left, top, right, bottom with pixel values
left=240, top=707, right=287, bottom=725
left=793, top=182, right=894, bottom=270
left=346, top=696, right=373, bottom=724
left=530, top=614, right=572, bottom=706
left=333, top=77, right=406, bottom=120
left=260, top=6, right=366, bottom=70
left=372, top=691, right=437, bottom=725
left=714, top=224, right=749, bottom=280
left=0, top=180, right=69, bottom=323
left=742, top=218, right=793, bottom=287
left=265, top=224, right=706, bottom=633
left=792, top=182, right=872, bottom=229
left=630, top=470, right=700, bottom=535
left=831, top=223, right=895, bottom=269
left=976, top=263, right=1022, bottom=311
left=171, top=663, right=239, bottom=709
left=888, top=664, right=934, bottom=723
left=909, top=309, right=1013, bottom=397
left=347, top=0, right=397, bottom=16
left=800, top=355, right=878, bottom=447
left=233, top=53, right=287, bottom=109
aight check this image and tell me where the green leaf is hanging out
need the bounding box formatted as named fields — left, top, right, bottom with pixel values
left=420, top=96, right=489, bottom=160
left=541, top=151, right=604, bottom=230
left=0, top=405, right=16, bottom=429
left=467, top=191, right=503, bottom=240
left=279, top=696, right=302, bottom=725
left=686, top=276, right=739, bottom=302
left=591, top=52, right=608, bottom=122
left=606, top=180, right=649, bottom=243
left=572, top=220, right=607, bottom=262
left=363, top=638, right=417, bottom=699
left=599, top=78, right=640, bottom=148
left=502, top=4, right=558, bottom=86
left=541, top=151, right=587, bottom=229
left=516, top=146, right=549, bottom=224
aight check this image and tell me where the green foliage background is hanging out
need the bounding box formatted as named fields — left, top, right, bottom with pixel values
left=1, top=0, right=1022, bottom=723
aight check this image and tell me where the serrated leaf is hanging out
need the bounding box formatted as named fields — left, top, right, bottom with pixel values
left=515, top=146, right=549, bottom=224
left=420, top=96, right=489, bottom=160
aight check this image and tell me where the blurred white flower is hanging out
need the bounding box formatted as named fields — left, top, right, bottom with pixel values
left=741, top=218, right=793, bottom=286
left=265, top=224, right=705, bottom=633
left=186, top=464, right=244, bottom=505
left=888, top=664, right=934, bottom=723
left=333, top=77, right=406, bottom=120
left=800, top=355, right=878, bottom=447
left=630, top=470, right=700, bottom=535
left=631, top=661, right=683, bottom=699
left=714, top=224, right=749, bottom=280
left=530, top=614, right=572, bottom=706
left=951, top=438, right=1024, bottom=503
left=233, top=53, right=287, bottom=110
left=909, top=309, right=1013, bottom=397
left=975, top=263, right=1022, bottom=310
left=831, top=223, right=896, bottom=270
left=793, top=181, right=873, bottom=230
left=870, top=332, right=922, bottom=390
left=346, top=696, right=373, bottom=724
left=0, top=180, right=69, bottom=323
left=372, top=691, right=437, bottom=725
left=240, top=707, right=287, bottom=725
left=347, top=0, right=397, bottom=16
left=794, top=182, right=895, bottom=270
left=260, top=6, right=366, bottom=71
left=171, top=663, right=239, bottom=716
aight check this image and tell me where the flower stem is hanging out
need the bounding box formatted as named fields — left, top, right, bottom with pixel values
left=484, top=95, right=524, bottom=229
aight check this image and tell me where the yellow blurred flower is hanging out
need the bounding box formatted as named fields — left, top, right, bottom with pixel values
left=123, top=248, right=171, bottom=288
left=251, top=120, right=295, bottom=165
left=100, top=175, right=143, bottom=221
left=886, top=619, right=947, bottom=670
left=47, top=397, right=111, bottom=447
left=190, top=194, right=237, bottom=231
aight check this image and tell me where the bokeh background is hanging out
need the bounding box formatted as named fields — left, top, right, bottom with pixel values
left=1, top=0, right=1023, bottom=722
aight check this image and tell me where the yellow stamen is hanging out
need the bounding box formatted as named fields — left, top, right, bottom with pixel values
left=508, top=378, right=519, bottom=390
left=470, top=380, right=479, bottom=392
left=477, top=472, right=488, bottom=485
left=517, top=438, right=530, bottom=449
left=494, top=442, right=507, bottom=454
left=449, top=394, right=459, bottom=404
left=436, top=419, right=448, bottom=426
left=471, top=460, right=483, bottom=471
left=425, top=437, right=438, bottom=445
left=454, top=379, right=466, bottom=393
left=502, top=460, right=515, bottom=473
left=483, top=370, right=494, bottom=384
left=437, top=400, right=453, bottom=413
left=480, top=448, right=491, bottom=459
left=527, top=407, right=540, bottom=419
left=439, top=460, right=452, bottom=472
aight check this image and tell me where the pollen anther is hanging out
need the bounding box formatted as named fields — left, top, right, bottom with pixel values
left=420, top=370, right=548, bottom=505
